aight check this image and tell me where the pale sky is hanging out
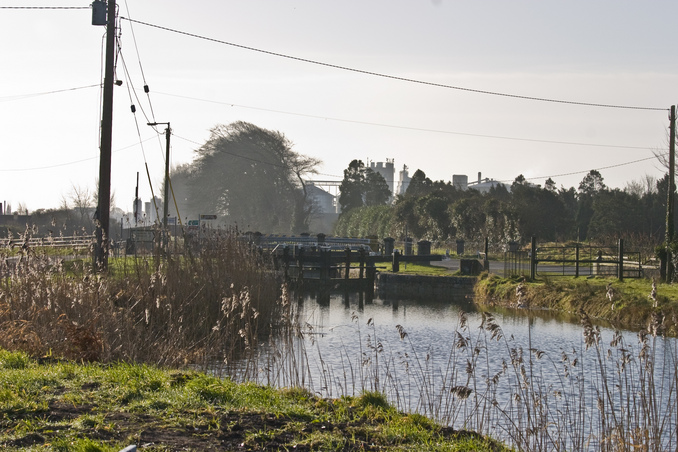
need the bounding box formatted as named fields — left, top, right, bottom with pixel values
left=1, top=0, right=676, bottom=214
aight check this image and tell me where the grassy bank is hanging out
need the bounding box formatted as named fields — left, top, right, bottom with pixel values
left=474, top=273, right=678, bottom=334
left=0, top=349, right=508, bottom=452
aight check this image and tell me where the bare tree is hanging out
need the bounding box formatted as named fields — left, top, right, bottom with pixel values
left=69, top=184, right=95, bottom=230
left=15, top=202, right=28, bottom=215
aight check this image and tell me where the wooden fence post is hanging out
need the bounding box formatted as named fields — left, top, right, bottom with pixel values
left=359, top=248, right=365, bottom=279
left=530, top=237, right=537, bottom=280
left=618, top=238, right=624, bottom=281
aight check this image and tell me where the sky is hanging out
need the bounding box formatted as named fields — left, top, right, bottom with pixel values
left=0, top=0, right=677, bottom=215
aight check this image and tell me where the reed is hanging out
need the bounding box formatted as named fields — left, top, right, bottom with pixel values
left=0, top=228, right=286, bottom=368
left=248, top=300, right=678, bottom=451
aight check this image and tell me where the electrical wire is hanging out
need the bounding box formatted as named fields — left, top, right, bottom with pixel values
left=118, top=42, right=153, bottom=125
left=0, top=6, right=89, bottom=9
left=122, top=0, right=157, bottom=122
left=500, top=155, right=665, bottom=185
left=116, top=14, right=167, bottom=162
left=156, top=91, right=665, bottom=152
left=2, top=81, right=663, bottom=153
left=116, top=41, right=163, bottom=223
left=117, top=7, right=184, bottom=227
left=0, top=84, right=99, bottom=102
left=173, top=133, right=663, bottom=186
left=120, top=17, right=668, bottom=112
left=0, top=138, right=156, bottom=172
left=2, top=79, right=666, bottom=154
left=117, top=43, right=165, bottom=156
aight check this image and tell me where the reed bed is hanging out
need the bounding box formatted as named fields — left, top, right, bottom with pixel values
left=0, top=228, right=286, bottom=368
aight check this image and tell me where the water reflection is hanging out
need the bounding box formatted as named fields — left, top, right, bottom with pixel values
left=248, top=289, right=678, bottom=451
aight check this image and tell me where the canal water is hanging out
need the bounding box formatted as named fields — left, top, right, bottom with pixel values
left=244, top=289, right=678, bottom=450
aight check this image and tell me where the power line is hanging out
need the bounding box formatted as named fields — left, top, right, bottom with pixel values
left=121, top=16, right=668, bottom=112
left=173, top=133, right=662, bottom=185
left=2, top=82, right=664, bottom=152
left=0, top=138, right=155, bottom=172
left=0, top=84, right=100, bottom=102
left=0, top=6, right=89, bottom=9
left=500, top=155, right=663, bottom=185
left=155, top=91, right=664, bottom=152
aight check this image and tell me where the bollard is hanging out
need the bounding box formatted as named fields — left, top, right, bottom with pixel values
left=383, top=237, right=395, bottom=256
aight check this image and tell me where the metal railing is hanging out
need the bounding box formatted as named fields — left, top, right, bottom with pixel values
left=504, top=239, right=647, bottom=280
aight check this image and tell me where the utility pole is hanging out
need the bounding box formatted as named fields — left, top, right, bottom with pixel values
left=94, top=0, right=116, bottom=271
left=133, top=172, right=139, bottom=226
left=666, top=105, right=676, bottom=283
left=147, top=123, right=171, bottom=231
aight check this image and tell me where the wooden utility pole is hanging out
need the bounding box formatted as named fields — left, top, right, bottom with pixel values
left=162, top=124, right=171, bottom=230
left=666, top=105, right=676, bottom=283
left=147, top=123, right=171, bottom=230
left=94, top=0, right=116, bottom=271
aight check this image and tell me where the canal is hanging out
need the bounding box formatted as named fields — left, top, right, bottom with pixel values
left=240, top=289, right=677, bottom=450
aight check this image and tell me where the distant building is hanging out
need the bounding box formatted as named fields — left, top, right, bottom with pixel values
left=369, top=159, right=395, bottom=198
left=467, top=172, right=509, bottom=193
left=133, top=199, right=143, bottom=226
left=306, top=183, right=339, bottom=233
left=306, top=183, right=336, bottom=214
left=144, top=196, right=162, bottom=224
left=452, top=174, right=468, bottom=190
left=396, top=165, right=411, bottom=196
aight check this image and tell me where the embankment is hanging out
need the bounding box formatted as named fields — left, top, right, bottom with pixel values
left=376, top=273, right=476, bottom=299
left=474, top=273, right=678, bottom=335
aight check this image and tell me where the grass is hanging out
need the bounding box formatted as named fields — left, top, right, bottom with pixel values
left=383, top=262, right=454, bottom=276
left=0, top=349, right=508, bottom=451
left=474, top=274, right=678, bottom=334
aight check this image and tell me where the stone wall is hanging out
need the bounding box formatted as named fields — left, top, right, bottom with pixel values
left=375, top=272, right=476, bottom=300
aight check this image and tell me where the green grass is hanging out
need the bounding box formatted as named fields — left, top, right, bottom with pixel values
left=381, top=262, right=455, bottom=276
left=475, top=274, right=678, bottom=334
left=0, top=350, right=509, bottom=451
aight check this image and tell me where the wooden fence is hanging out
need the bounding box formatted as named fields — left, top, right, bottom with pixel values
left=0, top=235, right=95, bottom=249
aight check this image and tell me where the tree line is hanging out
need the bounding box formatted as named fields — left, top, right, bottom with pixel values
left=335, top=167, right=673, bottom=253
left=164, top=120, right=671, bottom=255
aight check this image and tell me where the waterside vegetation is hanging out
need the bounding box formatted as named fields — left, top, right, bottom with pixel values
left=0, top=231, right=283, bottom=367
left=474, top=273, right=678, bottom=334
left=3, top=231, right=678, bottom=450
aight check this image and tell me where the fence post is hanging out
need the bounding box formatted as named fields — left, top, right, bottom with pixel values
left=484, top=237, right=490, bottom=272
left=530, top=236, right=537, bottom=280
left=618, top=238, right=624, bottom=281
left=392, top=250, right=400, bottom=273
left=575, top=243, right=580, bottom=278
left=297, top=247, right=304, bottom=280
left=359, top=248, right=365, bottom=279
